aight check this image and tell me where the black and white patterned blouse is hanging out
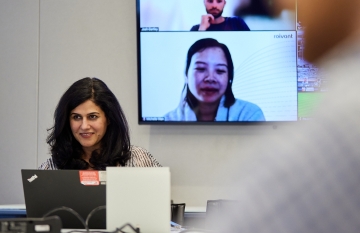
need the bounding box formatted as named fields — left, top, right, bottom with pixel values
left=38, top=145, right=161, bottom=170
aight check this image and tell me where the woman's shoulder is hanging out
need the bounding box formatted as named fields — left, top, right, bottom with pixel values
left=164, top=107, right=181, bottom=121
left=164, top=102, right=197, bottom=121
left=233, top=98, right=262, bottom=109
left=125, top=145, right=162, bottom=167
left=38, top=158, right=58, bottom=170
left=231, top=98, right=265, bottom=121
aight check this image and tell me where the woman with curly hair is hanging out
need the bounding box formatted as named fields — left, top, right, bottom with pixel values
left=39, top=77, right=161, bottom=170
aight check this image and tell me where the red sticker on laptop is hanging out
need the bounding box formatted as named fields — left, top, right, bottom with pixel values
left=79, top=171, right=100, bottom=186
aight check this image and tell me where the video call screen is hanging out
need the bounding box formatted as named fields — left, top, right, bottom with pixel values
left=137, top=0, right=326, bottom=124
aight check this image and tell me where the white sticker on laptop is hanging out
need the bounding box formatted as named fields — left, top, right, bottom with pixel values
left=79, top=171, right=100, bottom=186
left=99, top=171, right=106, bottom=185
left=27, top=174, right=38, bottom=183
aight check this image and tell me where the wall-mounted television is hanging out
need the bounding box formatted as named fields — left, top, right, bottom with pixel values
left=137, top=0, right=326, bottom=124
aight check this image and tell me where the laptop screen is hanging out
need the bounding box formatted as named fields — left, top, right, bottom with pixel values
left=21, top=170, right=106, bottom=229
left=106, top=167, right=171, bottom=233
left=22, top=168, right=171, bottom=232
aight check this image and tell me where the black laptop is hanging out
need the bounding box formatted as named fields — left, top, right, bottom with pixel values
left=21, top=170, right=106, bottom=229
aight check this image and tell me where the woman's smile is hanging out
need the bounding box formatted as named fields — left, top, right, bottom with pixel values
left=70, top=100, right=108, bottom=154
left=187, top=47, right=228, bottom=105
left=79, top=132, right=95, bottom=138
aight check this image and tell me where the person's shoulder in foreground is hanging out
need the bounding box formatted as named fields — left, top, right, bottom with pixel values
left=212, top=0, right=360, bottom=231
left=38, top=145, right=161, bottom=170
left=190, top=17, right=250, bottom=31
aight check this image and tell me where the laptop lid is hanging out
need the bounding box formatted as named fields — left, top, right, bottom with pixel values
left=106, top=167, right=170, bottom=233
left=21, top=170, right=106, bottom=229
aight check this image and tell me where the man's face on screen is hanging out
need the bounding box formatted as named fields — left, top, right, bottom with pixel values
left=204, top=0, right=226, bottom=18
left=187, top=47, right=228, bottom=105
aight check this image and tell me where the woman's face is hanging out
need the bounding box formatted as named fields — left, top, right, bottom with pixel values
left=187, top=47, right=229, bottom=104
left=70, top=100, right=108, bottom=152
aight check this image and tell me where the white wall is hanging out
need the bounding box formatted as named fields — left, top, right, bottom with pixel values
left=0, top=0, right=39, bottom=204
left=0, top=0, right=282, bottom=206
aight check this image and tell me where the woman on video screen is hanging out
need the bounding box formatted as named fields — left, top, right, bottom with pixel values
left=164, top=38, right=265, bottom=122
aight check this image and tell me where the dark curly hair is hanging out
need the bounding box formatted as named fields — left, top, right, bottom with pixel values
left=46, top=77, right=131, bottom=170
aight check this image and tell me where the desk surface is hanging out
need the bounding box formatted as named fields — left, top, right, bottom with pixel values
left=0, top=204, right=26, bottom=209
left=0, top=204, right=206, bottom=213
left=184, top=206, right=206, bottom=213
left=0, top=204, right=203, bottom=232
left=0, top=204, right=27, bottom=218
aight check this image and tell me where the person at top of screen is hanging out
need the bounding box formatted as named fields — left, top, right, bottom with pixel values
left=190, top=0, right=250, bottom=31
left=233, top=0, right=296, bottom=30
left=164, top=38, right=264, bottom=122
left=39, top=77, right=161, bottom=170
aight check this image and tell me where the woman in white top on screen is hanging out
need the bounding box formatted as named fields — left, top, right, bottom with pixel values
left=39, top=77, right=161, bottom=170
left=164, top=38, right=265, bottom=122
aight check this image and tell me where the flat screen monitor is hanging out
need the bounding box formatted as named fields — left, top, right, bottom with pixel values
left=137, top=0, right=326, bottom=124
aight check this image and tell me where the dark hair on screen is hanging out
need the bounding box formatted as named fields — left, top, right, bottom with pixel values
left=184, top=38, right=235, bottom=109
left=46, top=77, right=131, bottom=170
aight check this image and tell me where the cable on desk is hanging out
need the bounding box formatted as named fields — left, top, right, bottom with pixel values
left=85, top=205, right=106, bottom=231
left=42, top=206, right=86, bottom=229
left=66, top=223, right=140, bottom=233
left=42, top=206, right=140, bottom=233
left=115, top=223, right=140, bottom=233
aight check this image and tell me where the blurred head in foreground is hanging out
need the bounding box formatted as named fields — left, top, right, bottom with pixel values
left=298, top=0, right=360, bottom=62
left=209, top=1, right=360, bottom=232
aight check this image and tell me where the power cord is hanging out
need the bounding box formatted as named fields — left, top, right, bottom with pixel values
left=43, top=206, right=86, bottom=229
left=85, top=205, right=106, bottom=231
left=42, top=206, right=140, bottom=233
